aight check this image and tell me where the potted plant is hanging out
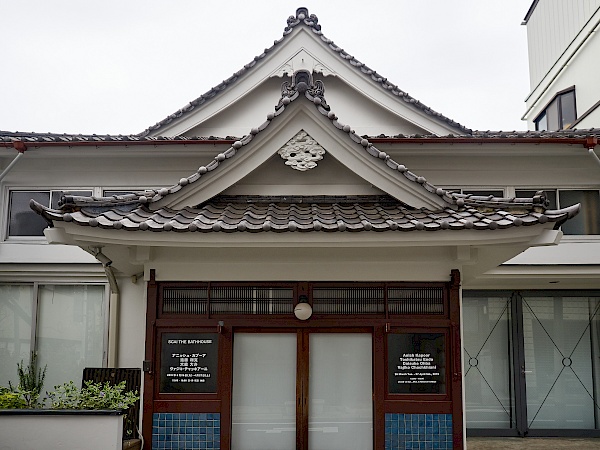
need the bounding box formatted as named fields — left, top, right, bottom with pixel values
left=0, top=355, right=139, bottom=450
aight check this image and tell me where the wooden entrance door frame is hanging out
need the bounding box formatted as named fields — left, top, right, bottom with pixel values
left=142, top=271, right=463, bottom=449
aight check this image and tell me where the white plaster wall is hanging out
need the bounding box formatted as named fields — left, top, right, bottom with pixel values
left=574, top=107, right=600, bottom=129
left=0, top=413, right=123, bottom=450
left=117, top=277, right=147, bottom=369
left=185, top=75, right=429, bottom=139
left=312, top=76, right=426, bottom=137
left=185, top=77, right=285, bottom=138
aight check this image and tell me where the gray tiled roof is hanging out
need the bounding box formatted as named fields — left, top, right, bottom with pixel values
left=49, top=75, right=462, bottom=209
left=0, top=131, right=235, bottom=144
left=137, top=7, right=472, bottom=137
left=2, top=129, right=598, bottom=145
left=14, top=74, right=598, bottom=226
left=31, top=194, right=578, bottom=233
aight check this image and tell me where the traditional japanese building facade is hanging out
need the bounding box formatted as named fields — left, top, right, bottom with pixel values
left=2, top=7, right=600, bottom=449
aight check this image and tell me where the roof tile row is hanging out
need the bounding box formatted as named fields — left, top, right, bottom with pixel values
left=31, top=196, right=578, bottom=233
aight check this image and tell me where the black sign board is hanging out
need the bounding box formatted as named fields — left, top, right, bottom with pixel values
left=160, top=333, right=218, bottom=393
left=388, top=333, right=446, bottom=394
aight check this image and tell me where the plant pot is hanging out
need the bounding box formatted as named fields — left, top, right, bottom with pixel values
left=0, top=409, right=124, bottom=450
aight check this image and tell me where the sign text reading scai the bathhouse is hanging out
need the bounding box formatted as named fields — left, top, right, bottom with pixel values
left=160, top=333, right=218, bottom=393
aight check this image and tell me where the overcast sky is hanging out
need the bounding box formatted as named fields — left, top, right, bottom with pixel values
left=1, top=0, right=533, bottom=135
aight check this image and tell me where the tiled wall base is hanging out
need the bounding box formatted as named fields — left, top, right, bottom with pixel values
left=152, top=413, right=220, bottom=450
left=385, top=413, right=453, bottom=450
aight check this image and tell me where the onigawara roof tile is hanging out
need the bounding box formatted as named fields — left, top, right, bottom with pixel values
left=137, top=7, right=472, bottom=137
left=31, top=194, right=579, bottom=234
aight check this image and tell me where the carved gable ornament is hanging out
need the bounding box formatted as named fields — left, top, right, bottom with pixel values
left=278, top=130, right=326, bottom=171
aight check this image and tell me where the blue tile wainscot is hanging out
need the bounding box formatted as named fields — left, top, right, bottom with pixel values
left=152, top=413, right=220, bottom=450
left=385, top=413, right=453, bottom=450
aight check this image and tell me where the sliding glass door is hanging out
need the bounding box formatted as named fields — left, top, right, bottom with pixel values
left=232, top=331, right=373, bottom=449
left=231, top=333, right=297, bottom=450
left=308, top=333, right=373, bottom=450
left=463, top=291, right=600, bottom=436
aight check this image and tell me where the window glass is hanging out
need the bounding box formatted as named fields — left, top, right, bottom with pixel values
left=8, top=191, right=50, bottom=237
left=463, top=294, right=514, bottom=429
left=534, top=90, right=576, bottom=131
left=515, top=190, right=557, bottom=209
left=0, top=285, right=33, bottom=387
left=559, top=190, right=600, bottom=235
left=36, top=285, right=105, bottom=389
left=560, top=90, right=576, bottom=129
left=103, top=190, right=136, bottom=197
left=535, top=112, right=547, bottom=131
left=523, top=295, right=597, bottom=429
left=545, top=98, right=560, bottom=131
left=462, top=190, right=504, bottom=198
left=8, top=190, right=92, bottom=237
left=50, top=190, right=93, bottom=209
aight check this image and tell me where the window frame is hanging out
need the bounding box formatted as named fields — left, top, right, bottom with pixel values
left=515, top=188, right=600, bottom=238
left=4, top=187, right=94, bottom=241
left=0, top=281, right=110, bottom=386
left=534, top=86, right=577, bottom=131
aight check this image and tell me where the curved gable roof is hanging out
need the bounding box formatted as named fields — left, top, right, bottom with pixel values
left=138, top=7, right=472, bottom=137
left=30, top=75, right=579, bottom=237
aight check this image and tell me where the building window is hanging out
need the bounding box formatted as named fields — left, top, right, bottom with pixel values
left=534, top=88, right=576, bottom=131
left=558, top=190, right=600, bottom=235
left=461, top=189, right=505, bottom=198
left=516, top=189, right=599, bottom=235
left=515, top=190, right=557, bottom=209
left=7, top=189, right=92, bottom=237
left=0, top=284, right=107, bottom=390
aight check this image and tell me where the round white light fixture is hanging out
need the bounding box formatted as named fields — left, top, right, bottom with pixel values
left=294, top=302, right=313, bottom=320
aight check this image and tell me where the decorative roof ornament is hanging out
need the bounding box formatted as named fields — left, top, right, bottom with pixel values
left=280, top=69, right=326, bottom=101
left=278, top=130, right=326, bottom=171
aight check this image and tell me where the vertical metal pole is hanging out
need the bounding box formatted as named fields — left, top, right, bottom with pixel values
left=511, top=292, right=528, bottom=436
left=588, top=297, right=600, bottom=428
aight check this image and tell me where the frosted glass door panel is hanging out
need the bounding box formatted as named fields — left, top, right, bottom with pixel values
left=308, top=333, right=373, bottom=450
left=232, top=333, right=296, bottom=450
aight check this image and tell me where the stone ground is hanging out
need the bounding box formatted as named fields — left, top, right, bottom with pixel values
left=467, top=437, right=600, bottom=449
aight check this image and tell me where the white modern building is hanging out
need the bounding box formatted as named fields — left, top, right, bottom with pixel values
left=1, top=6, right=600, bottom=449
left=523, top=0, right=600, bottom=130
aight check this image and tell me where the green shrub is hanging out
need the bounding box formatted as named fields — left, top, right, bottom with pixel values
left=47, top=380, right=138, bottom=411
left=8, top=352, right=46, bottom=408
left=0, top=387, right=28, bottom=409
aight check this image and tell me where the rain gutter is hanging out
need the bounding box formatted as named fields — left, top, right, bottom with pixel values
left=368, top=137, right=598, bottom=148
left=0, top=139, right=235, bottom=148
